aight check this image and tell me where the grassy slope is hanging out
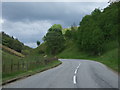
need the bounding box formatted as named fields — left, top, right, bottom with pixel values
left=91, top=48, right=118, bottom=72
left=1, top=45, right=25, bottom=57
left=58, top=43, right=89, bottom=59
left=2, top=49, right=21, bottom=64
left=58, top=41, right=118, bottom=72
left=2, top=45, right=61, bottom=83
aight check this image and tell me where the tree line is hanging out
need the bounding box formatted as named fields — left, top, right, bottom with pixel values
left=43, top=1, right=119, bottom=55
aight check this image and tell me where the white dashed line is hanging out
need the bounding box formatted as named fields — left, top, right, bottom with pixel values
left=77, top=66, right=79, bottom=69
left=77, top=63, right=81, bottom=69
left=73, top=75, right=77, bottom=84
left=73, top=63, right=81, bottom=84
left=74, top=69, right=78, bottom=74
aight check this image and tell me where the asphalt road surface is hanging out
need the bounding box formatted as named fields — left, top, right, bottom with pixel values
left=3, top=59, right=119, bottom=88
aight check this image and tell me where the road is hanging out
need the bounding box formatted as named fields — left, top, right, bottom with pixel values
left=3, top=59, right=119, bottom=88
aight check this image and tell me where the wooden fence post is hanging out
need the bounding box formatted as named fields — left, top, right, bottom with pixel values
left=11, top=59, right=13, bottom=73
left=22, top=61, right=24, bottom=71
left=26, top=61, right=28, bottom=71
left=3, top=64, right=5, bottom=73
left=18, top=61, right=19, bottom=71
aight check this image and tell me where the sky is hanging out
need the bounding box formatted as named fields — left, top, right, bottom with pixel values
left=1, top=2, right=110, bottom=48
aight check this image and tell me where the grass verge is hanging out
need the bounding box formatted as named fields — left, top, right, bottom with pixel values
left=58, top=42, right=118, bottom=72
left=2, top=60, right=62, bottom=85
left=88, top=48, right=118, bottom=72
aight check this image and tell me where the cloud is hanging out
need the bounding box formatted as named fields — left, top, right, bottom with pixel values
left=2, top=2, right=109, bottom=27
left=2, top=0, right=109, bottom=2
left=2, top=20, right=52, bottom=48
left=24, top=42, right=37, bottom=48
left=0, top=18, right=3, bottom=31
left=2, top=2, right=109, bottom=48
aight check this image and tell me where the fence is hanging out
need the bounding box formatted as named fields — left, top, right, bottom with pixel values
left=2, top=57, right=58, bottom=74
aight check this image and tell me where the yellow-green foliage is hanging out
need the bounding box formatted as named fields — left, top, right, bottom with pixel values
left=62, top=28, right=71, bottom=34
left=1, top=45, right=25, bottom=58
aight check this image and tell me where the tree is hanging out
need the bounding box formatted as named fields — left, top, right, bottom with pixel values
left=77, top=2, right=119, bottom=55
left=77, top=13, right=104, bottom=55
left=65, top=30, right=72, bottom=39
left=70, top=24, right=78, bottom=40
left=44, top=24, right=65, bottom=55
left=37, top=41, right=40, bottom=46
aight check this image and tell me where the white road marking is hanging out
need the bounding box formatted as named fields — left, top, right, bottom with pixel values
left=77, top=63, right=81, bottom=69
left=77, top=66, right=79, bottom=69
left=74, top=69, right=78, bottom=74
left=73, top=75, right=76, bottom=84
left=73, top=63, right=81, bottom=84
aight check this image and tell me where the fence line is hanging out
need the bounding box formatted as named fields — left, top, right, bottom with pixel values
left=2, top=57, right=58, bottom=74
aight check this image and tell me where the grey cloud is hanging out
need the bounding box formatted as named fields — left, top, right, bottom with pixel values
left=2, top=2, right=109, bottom=27
left=2, top=2, right=109, bottom=48
left=2, top=20, right=52, bottom=47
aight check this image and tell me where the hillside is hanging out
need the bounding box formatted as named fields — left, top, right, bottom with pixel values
left=2, top=32, right=61, bottom=83
left=58, top=2, right=119, bottom=72
left=1, top=32, right=32, bottom=55
left=1, top=45, right=25, bottom=58
left=57, top=40, right=118, bottom=71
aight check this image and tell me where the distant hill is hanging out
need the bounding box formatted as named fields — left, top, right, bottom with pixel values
left=1, top=32, right=32, bottom=55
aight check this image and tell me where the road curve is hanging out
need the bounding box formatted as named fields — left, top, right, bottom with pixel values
left=3, top=59, right=119, bottom=88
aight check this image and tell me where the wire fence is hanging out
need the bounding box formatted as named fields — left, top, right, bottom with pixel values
left=2, top=57, right=58, bottom=74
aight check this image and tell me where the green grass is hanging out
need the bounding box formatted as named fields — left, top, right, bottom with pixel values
left=1, top=45, right=25, bottom=57
left=2, top=46, right=62, bottom=83
left=2, top=50, right=21, bottom=62
left=58, top=41, right=119, bottom=72
left=2, top=60, right=61, bottom=83
left=58, top=44, right=89, bottom=59
left=2, top=39, right=119, bottom=83
left=90, top=48, right=118, bottom=72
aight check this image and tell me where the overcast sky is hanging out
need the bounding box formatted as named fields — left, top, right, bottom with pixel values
left=1, top=2, right=109, bottom=48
